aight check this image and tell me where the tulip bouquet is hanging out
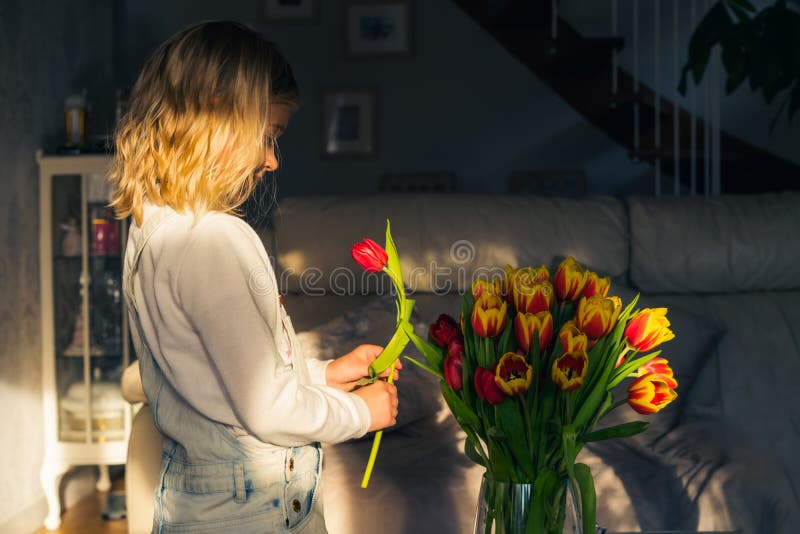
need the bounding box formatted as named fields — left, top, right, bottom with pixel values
left=402, top=258, right=678, bottom=534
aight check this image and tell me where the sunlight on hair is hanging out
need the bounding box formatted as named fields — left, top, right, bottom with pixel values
left=109, top=21, right=298, bottom=225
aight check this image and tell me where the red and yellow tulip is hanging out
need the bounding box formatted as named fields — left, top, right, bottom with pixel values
left=576, top=295, right=622, bottom=339
left=634, top=357, right=678, bottom=388
left=627, top=372, right=678, bottom=414
left=624, top=308, right=675, bottom=352
left=494, top=353, right=534, bottom=396
left=514, top=311, right=554, bottom=353
left=471, top=294, right=508, bottom=338
left=472, top=276, right=503, bottom=300
left=558, top=320, right=588, bottom=353
left=511, top=277, right=555, bottom=315
left=581, top=271, right=611, bottom=299
left=551, top=350, right=589, bottom=392
left=553, top=257, right=588, bottom=301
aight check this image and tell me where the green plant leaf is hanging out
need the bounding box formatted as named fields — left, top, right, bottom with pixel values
left=608, top=350, right=662, bottom=389
left=494, top=401, right=535, bottom=480
left=582, top=421, right=650, bottom=442
left=574, top=463, right=596, bottom=534
left=383, top=219, right=404, bottom=296
left=402, top=320, right=444, bottom=373
left=440, top=382, right=480, bottom=426
left=368, top=326, right=410, bottom=377
left=464, top=437, right=486, bottom=466
left=403, top=355, right=443, bottom=380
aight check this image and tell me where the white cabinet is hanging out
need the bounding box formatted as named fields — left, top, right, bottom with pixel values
left=37, top=151, right=134, bottom=530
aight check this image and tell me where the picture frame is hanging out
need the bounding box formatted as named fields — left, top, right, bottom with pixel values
left=263, top=0, right=320, bottom=23
left=344, top=0, right=414, bottom=58
left=322, top=88, right=378, bottom=158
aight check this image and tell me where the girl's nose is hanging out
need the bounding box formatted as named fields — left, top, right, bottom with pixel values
left=263, top=147, right=279, bottom=172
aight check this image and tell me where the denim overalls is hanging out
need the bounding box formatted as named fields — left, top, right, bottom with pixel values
left=123, top=208, right=327, bottom=533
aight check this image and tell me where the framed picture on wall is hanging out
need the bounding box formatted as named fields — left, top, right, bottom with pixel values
left=322, top=88, right=378, bottom=157
left=263, top=0, right=319, bottom=23
left=344, top=0, right=414, bottom=58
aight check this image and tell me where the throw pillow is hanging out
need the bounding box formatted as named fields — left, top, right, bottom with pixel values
left=296, top=298, right=443, bottom=432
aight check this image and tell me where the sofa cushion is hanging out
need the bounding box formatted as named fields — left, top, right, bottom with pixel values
left=295, top=298, right=442, bottom=430
left=629, top=192, right=800, bottom=294
left=597, top=285, right=724, bottom=446
left=272, top=194, right=628, bottom=294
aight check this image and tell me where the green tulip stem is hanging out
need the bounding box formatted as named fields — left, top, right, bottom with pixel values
left=360, top=360, right=397, bottom=489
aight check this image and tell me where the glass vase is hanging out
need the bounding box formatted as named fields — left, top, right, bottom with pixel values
left=473, top=473, right=581, bottom=534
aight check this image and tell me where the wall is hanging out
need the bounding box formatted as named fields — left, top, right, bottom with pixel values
left=0, top=1, right=114, bottom=530
left=117, top=0, right=649, bottom=198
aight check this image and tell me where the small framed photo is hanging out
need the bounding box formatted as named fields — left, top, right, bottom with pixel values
left=263, top=0, right=319, bottom=23
left=322, top=89, right=378, bottom=158
left=344, top=0, right=414, bottom=58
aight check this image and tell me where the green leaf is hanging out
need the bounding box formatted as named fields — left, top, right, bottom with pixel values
left=403, top=355, right=443, bottom=379
left=531, top=468, right=558, bottom=532
left=383, top=219, right=404, bottom=296
left=402, top=321, right=444, bottom=373
left=464, top=438, right=486, bottom=466
left=574, top=463, right=596, bottom=534
left=368, top=324, right=410, bottom=377
left=497, top=315, right=514, bottom=356
left=494, top=401, right=535, bottom=480
left=608, top=350, right=662, bottom=389
left=582, top=421, right=650, bottom=442
left=726, top=0, right=756, bottom=14
left=440, top=382, right=480, bottom=426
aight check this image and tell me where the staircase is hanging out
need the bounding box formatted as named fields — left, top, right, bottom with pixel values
left=453, top=0, right=799, bottom=194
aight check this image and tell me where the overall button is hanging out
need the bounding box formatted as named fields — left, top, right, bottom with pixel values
left=292, top=499, right=302, bottom=513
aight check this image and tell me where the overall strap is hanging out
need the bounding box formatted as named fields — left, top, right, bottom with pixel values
left=123, top=208, right=177, bottom=313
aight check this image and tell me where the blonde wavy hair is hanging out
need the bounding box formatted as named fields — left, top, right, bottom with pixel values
left=110, top=21, right=299, bottom=225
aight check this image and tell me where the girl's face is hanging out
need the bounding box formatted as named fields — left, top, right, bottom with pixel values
left=262, top=103, right=292, bottom=173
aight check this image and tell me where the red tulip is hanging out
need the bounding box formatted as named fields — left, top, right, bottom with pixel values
left=429, top=314, right=460, bottom=348
left=351, top=238, right=388, bottom=273
left=444, top=350, right=463, bottom=392
left=474, top=366, right=507, bottom=404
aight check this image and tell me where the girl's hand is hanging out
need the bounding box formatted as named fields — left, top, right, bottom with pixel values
left=326, top=344, right=402, bottom=392
left=354, top=381, right=398, bottom=431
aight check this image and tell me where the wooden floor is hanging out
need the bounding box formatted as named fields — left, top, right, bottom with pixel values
left=34, top=478, right=127, bottom=534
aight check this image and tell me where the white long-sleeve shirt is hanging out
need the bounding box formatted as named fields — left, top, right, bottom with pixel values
left=125, top=202, right=371, bottom=447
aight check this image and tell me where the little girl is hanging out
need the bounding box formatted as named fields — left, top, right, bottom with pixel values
left=112, top=21, right=399, bottom=533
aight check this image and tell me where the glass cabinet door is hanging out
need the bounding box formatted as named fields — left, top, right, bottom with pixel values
left=51, top=172, right=130, bottom=444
